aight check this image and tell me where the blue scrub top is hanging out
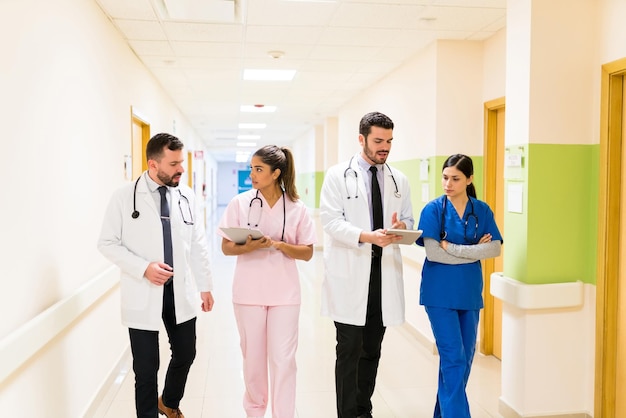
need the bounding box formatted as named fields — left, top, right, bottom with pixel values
left=417, top=195, right=503, bottom=310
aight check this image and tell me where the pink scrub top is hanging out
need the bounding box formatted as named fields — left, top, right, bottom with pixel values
left=218, top=189, right=316, bottom=306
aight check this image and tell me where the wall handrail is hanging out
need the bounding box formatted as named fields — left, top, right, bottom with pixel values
left=0, top=266, right=119, bottom=383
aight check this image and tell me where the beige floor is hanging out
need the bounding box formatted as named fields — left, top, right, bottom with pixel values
left=91, top=215, right=502, bottom=418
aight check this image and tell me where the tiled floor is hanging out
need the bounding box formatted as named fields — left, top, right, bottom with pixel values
left=90, top=211, right=502, bottom=418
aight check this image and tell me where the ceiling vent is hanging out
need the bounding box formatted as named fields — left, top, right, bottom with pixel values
left=153, top=0, right=241, bottom=23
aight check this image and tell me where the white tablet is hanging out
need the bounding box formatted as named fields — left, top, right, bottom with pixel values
left=385, top=229, right=423, bottom=245
left=220, top=227, right=264, bottom=244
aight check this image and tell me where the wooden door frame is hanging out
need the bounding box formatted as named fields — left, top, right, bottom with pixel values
left=131, top=107, right=150, bottom=177
left=595, top=58, right=626, bottom=418
left=481, top=96, right=505, bottom=355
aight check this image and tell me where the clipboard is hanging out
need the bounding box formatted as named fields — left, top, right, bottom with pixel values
left=385, top=229, right=423, bottom=245
left=220, top=227, right=264, bottom=244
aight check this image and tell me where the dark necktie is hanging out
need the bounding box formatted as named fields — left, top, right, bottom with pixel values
left=370, top=166, right=383, bottom=257
left=158, top=186, right=174, bottom=284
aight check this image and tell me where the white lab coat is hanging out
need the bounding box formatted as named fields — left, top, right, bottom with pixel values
left=320, top=154, right=414, bottom=326
left=97, top=173, right=213, bottom=331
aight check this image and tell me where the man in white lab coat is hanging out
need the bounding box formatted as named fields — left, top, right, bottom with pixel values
left=320, top=112, right=414, bottom=418
left=98, top=133, right=214, bottom=418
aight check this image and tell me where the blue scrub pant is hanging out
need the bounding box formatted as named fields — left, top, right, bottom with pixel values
left=424, top=306, right=480, bottom=418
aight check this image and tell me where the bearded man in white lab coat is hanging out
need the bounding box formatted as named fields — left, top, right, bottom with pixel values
left=320, top=112, right=414, bottom=418
left=98, top=133, right=214, bottom=418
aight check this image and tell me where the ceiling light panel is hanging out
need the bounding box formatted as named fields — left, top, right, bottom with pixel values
left=243, top=69, right=296, bottom=81
left=239, top=123, right=266, bottom=129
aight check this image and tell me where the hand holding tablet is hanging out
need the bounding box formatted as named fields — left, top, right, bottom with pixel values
left=220, top=227, right=264, bottom=244
left=385, top=229, right=423, bottom=245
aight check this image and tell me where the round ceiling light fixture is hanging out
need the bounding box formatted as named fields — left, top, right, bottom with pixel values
left=267, top=50, right=285, bottom=59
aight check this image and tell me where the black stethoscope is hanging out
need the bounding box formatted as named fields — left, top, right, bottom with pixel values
left=131, top=173, right=194, bottom=225
left=440, top=196, right=479, bottom=243
left=248, top=189, right=286, bottom=241
left=343, top=156, right=400, bottom=199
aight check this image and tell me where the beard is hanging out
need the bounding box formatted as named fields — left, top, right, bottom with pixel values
left=157, top=170, right=182, bottom=187
left=363, top=139, right=389, bottom=165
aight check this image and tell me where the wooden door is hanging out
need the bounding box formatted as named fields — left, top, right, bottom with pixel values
left=616, top=74, right=626, bottom=416
left=492, top=106, right=505, bottom=359
left=131, top=111, right=149, bottom=179
left=596, top=58, right=626, bottom=418
left=481, top=98, right=505, bottom=358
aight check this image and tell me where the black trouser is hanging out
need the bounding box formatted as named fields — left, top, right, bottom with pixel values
left=128, top=282, right=197, bottom=418
left=335, top=255, right=386, bottom=418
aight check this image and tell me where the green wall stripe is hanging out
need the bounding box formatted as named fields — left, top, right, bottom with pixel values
left=523, top=143, right=598, bottom=284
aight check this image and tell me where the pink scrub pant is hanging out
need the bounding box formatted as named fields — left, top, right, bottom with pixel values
left=234, top=303, right=300, bottom=418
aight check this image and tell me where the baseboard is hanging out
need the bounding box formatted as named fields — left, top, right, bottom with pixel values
left=83, top=345, right=132, bottom=417
left=400, top=322, right=438, bottom=355
left=499, top=397, right=592, bottom=418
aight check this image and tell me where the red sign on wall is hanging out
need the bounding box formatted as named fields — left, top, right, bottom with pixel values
left=194, top=150, right=204, bottom=159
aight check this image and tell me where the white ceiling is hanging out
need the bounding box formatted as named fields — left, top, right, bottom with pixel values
left=94, top=0, right=506, bottom=162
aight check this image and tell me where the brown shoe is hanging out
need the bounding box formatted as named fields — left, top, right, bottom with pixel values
left=158, top=396, right=185, bottom=418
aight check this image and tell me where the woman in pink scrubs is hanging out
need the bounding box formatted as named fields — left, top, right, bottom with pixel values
left=218, top=145, right=316, bottom=418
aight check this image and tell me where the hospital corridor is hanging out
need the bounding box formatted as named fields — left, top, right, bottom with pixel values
left=4, top=0, right=625, bottom=416
left=89, top=209, right=502, bottom=418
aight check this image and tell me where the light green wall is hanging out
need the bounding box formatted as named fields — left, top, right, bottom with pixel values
left=297, top=171, right=324, bottom=208
left=504, top=143, right=599, bottom=285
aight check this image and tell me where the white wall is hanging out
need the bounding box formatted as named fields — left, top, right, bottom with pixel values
left=483, top=28, right=507, bottom=103
left=291, top=128, right=317, bottom=174
left=337, top=43, right=439, bottom=162
left=216, top=161, right=251, bottom=206
left=0, top=0, right=208, bottom=415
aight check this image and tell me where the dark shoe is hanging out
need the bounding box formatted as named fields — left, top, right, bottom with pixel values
left=357, top=414, right=373, bottom=418
left=158, top=396, right=184, bottom=418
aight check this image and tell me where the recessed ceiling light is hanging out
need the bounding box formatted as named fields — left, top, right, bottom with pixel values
left=243, top=69, right=296, bottom=81
left=239, top=123, right=267, bottom=129
left=237, top=142, right=257, bottom=147
left=237, top=134, right=260, bottom=140
left=240, top=105, right=277, bottom=113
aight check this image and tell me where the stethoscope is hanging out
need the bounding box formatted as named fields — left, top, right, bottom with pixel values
left=440, top=196, right=478, bottom=243
left=248, top=189, right=286, bottom=241
left=343, top=156, right=400, bottom=199
left=131, top=173, right=194, bottom=225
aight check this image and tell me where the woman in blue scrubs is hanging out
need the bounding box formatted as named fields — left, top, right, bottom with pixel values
left=417, top=154, right=503, bottom=418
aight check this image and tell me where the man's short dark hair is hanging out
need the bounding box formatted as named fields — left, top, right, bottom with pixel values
left=145, top=133, right=184, bottom=162
left=359, top=112, right=394, bottom=138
